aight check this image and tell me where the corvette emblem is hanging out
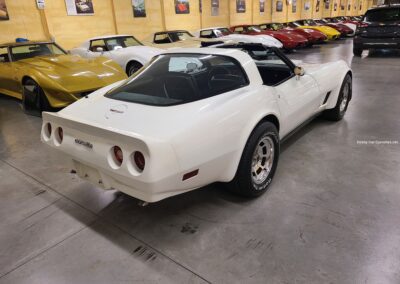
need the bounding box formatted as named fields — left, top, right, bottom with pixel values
left=75, top=138, right=93, bottom=149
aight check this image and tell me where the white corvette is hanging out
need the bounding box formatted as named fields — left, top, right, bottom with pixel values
left=193, top=27, right=283, bottom=48
left=70, top=35, right=163, bottom=76
left=42, top=44, right=352, bottom=203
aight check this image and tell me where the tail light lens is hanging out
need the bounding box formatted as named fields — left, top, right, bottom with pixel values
left=359, top=22, right=369, bottom=28
left=54, top=127, right=63, bottom=145
left=47, top=123, right=52, bottom=136
left=134, top=151, right=145, bottom=171
left=113, top=146, right=123, bottom=166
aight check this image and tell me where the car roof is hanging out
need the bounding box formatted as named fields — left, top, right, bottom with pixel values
left=0, top=41, right=53, bottom=48
left=199, top=27, right=226, bottom=31
left=155, top=30, right=190, bottom=34
left=367, top=4, right=400, bottom=11
left=87, top=34, right=132, bottom=41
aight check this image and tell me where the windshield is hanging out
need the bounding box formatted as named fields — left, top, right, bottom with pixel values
left=364, top=8, right=400, bottom=22
left=215, top=28, right=231, bottom=36
left=249, top=26, right=262, bottom=32
left=104, top=36, right=142, bottom=50
left=169, top=31, right=194, bottom=42
left=305, top=20, right=318, bottom=26
left=106, top=54, right=249, bottom=106
left=10, top=43, right=66, bottom=61
left=271, top=23, right=283, bottom=30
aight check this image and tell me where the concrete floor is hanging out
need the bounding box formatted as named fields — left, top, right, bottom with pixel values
left=0, top=39, right=400, bottom=284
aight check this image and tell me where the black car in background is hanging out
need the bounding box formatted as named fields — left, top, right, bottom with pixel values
left=353, top=5, right=400, bottom=56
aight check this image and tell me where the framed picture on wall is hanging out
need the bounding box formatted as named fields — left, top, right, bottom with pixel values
left=304, top=0, right=310, bottom=10
left=211, top=0, right=219, bottom=16
left=340, top=0, right=345, bottom=10
left=292, top=0, right=297, bottom=13
left=0, top=0, right=9, bottom=21
left=324, top=0, right=330, bottom=10
left=348, top=3, right=351, bottom=10
left=175, top=0, right=190, bottom=14
left=259, top=0, right=265, bottom=13
left=276, top=0, right=283, bottom=12
left=334, top=1, right=337, bottom=10
left=315, top=0, right=320, bottom=12
left=132, top=0, right=146, bottom=17
left=65, top=0, right=94, bottom=15
left=236, top=0, right=245, bottom=13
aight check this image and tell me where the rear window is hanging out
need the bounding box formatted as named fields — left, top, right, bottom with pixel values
left=365, top=8, right=400, bottom=22
left=105, top=54, right=249, bottom=106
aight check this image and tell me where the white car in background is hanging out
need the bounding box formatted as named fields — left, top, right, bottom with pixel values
left=193, top=27, right=283, bottom=48
left=70, top=35, right=163, bottom=76
left=42, top=43, right=352, bottom=203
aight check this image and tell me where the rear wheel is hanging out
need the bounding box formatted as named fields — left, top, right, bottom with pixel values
left=228, top=121, right=279, bottom=197
left=353, top=47, right=363, bottom=56
left=324, top=74, right=352, bottom=121
left=126, top=61, right=143, bottom=76
left=22, top=79, right=52, bottom=114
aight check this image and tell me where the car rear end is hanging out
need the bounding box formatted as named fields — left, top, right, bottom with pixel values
left=41, top=112, right=195, bottom=203
left=354, top=6, right=400, bottom=51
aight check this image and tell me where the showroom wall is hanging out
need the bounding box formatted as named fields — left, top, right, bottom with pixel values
left=0, top=0, right=373, bottom=50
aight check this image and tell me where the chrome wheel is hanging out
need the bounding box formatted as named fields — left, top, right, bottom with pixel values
left=128, top=62, right=142, bottom=76
left=340, top=82, right=349, bottom=113
left=251, top=136, right=275, bottom=185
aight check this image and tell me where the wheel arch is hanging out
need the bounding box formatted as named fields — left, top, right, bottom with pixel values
left=125, top=58, right=145, bottom=74
left=222, top=112, right=281, bottom=182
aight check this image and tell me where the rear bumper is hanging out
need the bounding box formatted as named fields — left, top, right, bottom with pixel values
left=354, top=36, right=400, bottom=49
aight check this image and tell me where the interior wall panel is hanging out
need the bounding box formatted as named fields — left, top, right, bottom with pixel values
left=201, top=0, right=230, bottom=29
left=113, top=0, right=164, bottom=42
left=253, top=0, right=273, bottom=24
left=44, top=0, right=116, bottom=49
left=0, top=0, right=47, bottom=44
left=229, top=0, right=252, bottom=26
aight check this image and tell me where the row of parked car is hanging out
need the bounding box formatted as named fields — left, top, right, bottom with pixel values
left=0, top=15, right=363, bottom=114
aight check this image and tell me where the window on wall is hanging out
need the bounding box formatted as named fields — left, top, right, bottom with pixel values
left=0, top=47, right=10, bottom=63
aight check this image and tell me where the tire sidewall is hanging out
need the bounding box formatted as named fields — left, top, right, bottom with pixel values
left=338, top=74, right=352, bottom=117
left=235, top=122, right=280, bottom=197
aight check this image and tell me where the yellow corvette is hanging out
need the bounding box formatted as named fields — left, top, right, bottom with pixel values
left=0, top=41, right=127, bottom=112
left=288, top=20, right=341, bottom=40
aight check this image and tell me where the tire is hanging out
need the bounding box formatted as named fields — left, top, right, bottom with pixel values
left=22, top=79, right=52, bottom=114
left=228, top=121, right=280, bottom=197
left=126, top=61, right=143, bottom=76
left=353, top=47, right=363, bottom=56
left=324, top=74, right=352, bottom=121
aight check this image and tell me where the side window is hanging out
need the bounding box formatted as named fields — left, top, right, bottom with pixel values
left=154, top=34, right=171, bottom=44
left=0, top=47, right=10, bottom=63
left=234, top=27, right=244, bottom=33
left=200, top=30, right=213, bottom=38
left=254, top=49, right=294, bottom=86
left=259, top=24, right=267, bottom=30
left=90, top=40, right=107, bottom=52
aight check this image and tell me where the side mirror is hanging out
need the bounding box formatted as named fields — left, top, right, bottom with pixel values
left=294, top=66, right=305, bottom=77
left=96, top=47, right=104, bottom=53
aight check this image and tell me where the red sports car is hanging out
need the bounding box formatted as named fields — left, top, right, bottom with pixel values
left=259, top=23, right=327, bottom=45
left=310, top=19, right=354, bottom=37
left=230, top=25, right=309, bottom=50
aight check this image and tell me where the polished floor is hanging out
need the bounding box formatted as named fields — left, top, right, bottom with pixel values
left=1, top=40, right=400, bottom=284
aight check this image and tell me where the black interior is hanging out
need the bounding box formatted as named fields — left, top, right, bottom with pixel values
left=256, top=63, right=293, bottom=86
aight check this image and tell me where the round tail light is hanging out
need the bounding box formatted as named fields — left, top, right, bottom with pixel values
left=134, top=151, right=145, bottom=171
left=113, top=146, right=123, bottom=166
left=47, top=123, right=52, bottom=136
left=58, top=127, right=63, bottom=142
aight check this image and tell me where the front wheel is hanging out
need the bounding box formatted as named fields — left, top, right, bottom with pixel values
left=353, top=47, right=363, bottom=56
left=22, top=79, right=52, bottom=115
left=126, top=61, right=143, bottom=76
left=228, top=121, right=280, bottom=197
left=323, top=74, right=352, bottom=121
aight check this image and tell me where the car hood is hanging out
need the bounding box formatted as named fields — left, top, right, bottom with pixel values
left=221, top=34, right=283, bottom=47
left=112, top=46, right=163, bottom=59
left=19, top=55, right=127, bottom=92
left=300, top=25, right=340, bottom=35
